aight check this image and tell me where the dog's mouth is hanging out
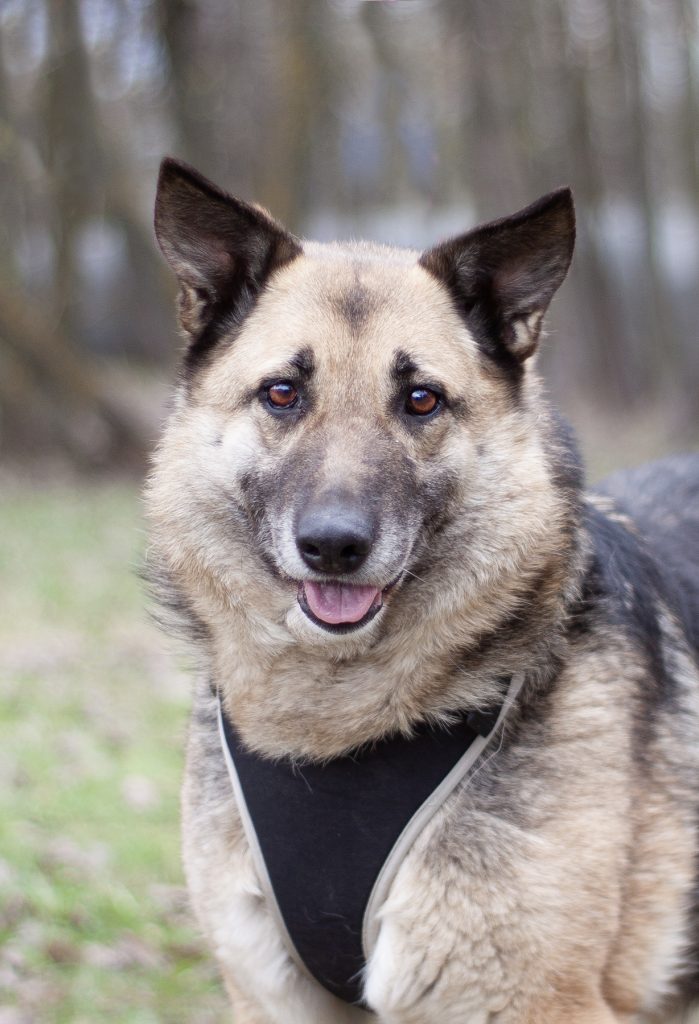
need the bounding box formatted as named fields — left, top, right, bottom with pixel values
left=298, top=580, right=392, bottom=634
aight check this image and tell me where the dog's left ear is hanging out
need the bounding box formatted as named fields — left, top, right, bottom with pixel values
left=420, top=188, right=575, bottom=363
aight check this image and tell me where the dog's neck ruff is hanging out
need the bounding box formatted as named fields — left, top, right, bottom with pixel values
left=218, top=674, right=524, bottom=1009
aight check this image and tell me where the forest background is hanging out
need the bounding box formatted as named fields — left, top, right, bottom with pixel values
left=1, top=1, right=698, bottom=1021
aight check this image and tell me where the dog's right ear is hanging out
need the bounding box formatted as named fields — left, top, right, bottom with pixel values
left=420, top=188, right=575, bottom=365
left=154, top=157, right=302, bottom=338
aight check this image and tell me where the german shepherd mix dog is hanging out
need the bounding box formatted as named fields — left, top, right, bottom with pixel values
left=147, top=157, right=699, bottom=1024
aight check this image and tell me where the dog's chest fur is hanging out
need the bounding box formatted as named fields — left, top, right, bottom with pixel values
left=182, top=615, right=699, bottom=1023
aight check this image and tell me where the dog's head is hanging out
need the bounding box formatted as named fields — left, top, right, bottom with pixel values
left=148, top=159, right=576, bottom=661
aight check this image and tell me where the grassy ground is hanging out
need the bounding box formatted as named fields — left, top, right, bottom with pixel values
left=0, top=484, right=228, bottom=1023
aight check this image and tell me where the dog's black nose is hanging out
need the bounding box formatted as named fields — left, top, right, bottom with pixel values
left=296, top=506, right=374, bottom=574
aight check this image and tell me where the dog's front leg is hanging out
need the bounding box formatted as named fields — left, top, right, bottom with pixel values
left=516, top=995, right=631, bottom=1024
left=221, top=973, right=274, bottom=1024
left=368, top=991, right=631, bottom=1024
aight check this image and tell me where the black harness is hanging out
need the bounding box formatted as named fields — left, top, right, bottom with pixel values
left=218, top=675, right=521, bottom=1008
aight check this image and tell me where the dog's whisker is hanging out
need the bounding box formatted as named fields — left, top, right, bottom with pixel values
left=402, top=567, right=428, bottom=585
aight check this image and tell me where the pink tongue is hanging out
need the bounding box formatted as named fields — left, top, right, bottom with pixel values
left=303, top=581, right=382, bottom=624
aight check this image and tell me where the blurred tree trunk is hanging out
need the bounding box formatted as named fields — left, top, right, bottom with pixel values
left=562, top=2, right=633, bottom=403
left=254, top=0, right=320, bottom=229
left=39, top=0, right=102, bottom=345
left=0, top=277, right=145, bottom=469
left=677, top=0, right=699, bottom=411
left=612, top=0, right=682, bottom=399
left=360, top=4, right=413, bottom=208
left=0, top=43, right=22, bottom=263
left=675, top=0, right=699, bottom=200
left=157, top=0, right=211, bottom=168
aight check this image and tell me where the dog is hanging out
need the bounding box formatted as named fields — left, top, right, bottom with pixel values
left=146, top=156, right=699, bottom=1023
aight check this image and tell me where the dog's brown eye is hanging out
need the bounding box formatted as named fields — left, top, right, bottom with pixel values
left=406, top=388, right=440, bottom=416
left=267, top=383, right=298, bottom=409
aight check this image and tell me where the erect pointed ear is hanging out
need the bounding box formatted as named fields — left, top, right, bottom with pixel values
left=154, top=157, right=302, bottom=339
left=419, top=188, right=575, bottom=365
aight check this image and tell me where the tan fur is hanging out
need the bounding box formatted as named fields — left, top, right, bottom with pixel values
left=148, top=176, right=699, bottom=1023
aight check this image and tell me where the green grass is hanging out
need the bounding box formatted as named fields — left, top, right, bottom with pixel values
left=0, top=484, right=227, bottom=1022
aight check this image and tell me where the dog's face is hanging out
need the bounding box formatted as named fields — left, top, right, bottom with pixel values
left=148, top=159, right=575, bottom=659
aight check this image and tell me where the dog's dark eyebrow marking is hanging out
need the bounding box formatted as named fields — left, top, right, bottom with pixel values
left=391, top=350, right=420, bottom=379
left=289, top=346, right=315, bottom=380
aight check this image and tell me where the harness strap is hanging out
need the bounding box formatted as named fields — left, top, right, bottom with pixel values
left=218, top=673, right=524, bottom=1007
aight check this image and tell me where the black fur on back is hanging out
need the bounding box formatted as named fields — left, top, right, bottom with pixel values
left=596, top=454, right=699, bottom=659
